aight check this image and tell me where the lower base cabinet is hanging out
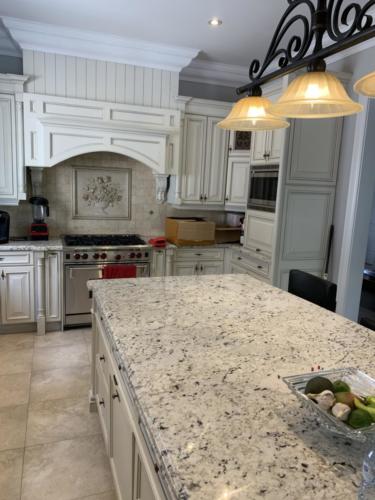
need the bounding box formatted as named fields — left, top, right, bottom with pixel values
left=0, top=265, right=35, bottom=324
left=92, top=310, right=162, bottom=500
left=172, top=248, right=225, bottom=277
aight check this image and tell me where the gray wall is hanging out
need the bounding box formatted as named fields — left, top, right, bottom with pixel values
left=328, top=46, right=375, bottom=283
left=0, top=55, right=22, bottom=74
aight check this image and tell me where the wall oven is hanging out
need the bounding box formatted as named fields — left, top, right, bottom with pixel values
left=247, top=164, right=279, bottom=212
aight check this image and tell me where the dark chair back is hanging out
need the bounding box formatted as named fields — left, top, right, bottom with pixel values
left=288, top=270, right=337, bottom=312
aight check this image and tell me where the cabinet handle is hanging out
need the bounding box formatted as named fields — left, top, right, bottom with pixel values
left=200, top=265, right=203, bottom=272
left=257, top=265, right=263, bottom=269
left=113, top=374, right=118, bottom=386
left=112, top=390, right=120, bottom=401
left=195, top=253, right=202, bottom=257
left=237, top=257, right=242, bottom=261
left=1, top=270, right=5, bottom=280
left=204, top=195, right=208, bottom=201
left=199, top=194, right=203, bottom=201
left=99, top=398, right=105, bottom=407
left=225, top=196, right=229, bottom=201
left=255, top=248, right=261, bottom=253
left=99, top=355, right=105, bottom=362
left=195, top=264, right=198, bottom=272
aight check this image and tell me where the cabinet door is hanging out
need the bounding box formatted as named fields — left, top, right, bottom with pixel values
left=251, top=131, right=267, bottom=163
left=180, top=115, right=206, bottom=203
left=46, top=252, right=62, bottom=322
left=111, top=374, right=133, bottom=500
left=151, top=250, right=165, bottom=277
left=225, top=157, right=250, bottom=207
left=0, top=94, right=16, bottom=201
left=0, top=266, right=34, bottom=324
left=199, top=261, right=224, bottom=275
left=244, top=210, right=275, bottom=255
left=267, top=128, right=284, bottom=161
left=203, top=117, right=228, bottom=204
left=228, top=131, right=252, bottom=156
left=173, top=261, right=197, bottom=276
left=287, top=118, right=341, bottom=184
left=96, top=365, right=110, bottom=451
left=133, top=440, right=156, bottom=500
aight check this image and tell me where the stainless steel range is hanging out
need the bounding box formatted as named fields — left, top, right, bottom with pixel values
left=63, top=234, right=151, bottom=327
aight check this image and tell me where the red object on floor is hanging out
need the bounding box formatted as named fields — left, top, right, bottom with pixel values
left=102, top=264, right=137, bottom=279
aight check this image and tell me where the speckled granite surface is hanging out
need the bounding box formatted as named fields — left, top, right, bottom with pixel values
left=89, top=274, right=374, bottom=500
left=0, top=239, right=63, bottom=251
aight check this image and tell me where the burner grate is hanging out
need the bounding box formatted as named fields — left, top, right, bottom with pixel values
left=64, top=234, right=146, bottom=246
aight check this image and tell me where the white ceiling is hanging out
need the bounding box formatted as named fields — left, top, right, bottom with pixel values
left=0, top=0, right=287, bottom=67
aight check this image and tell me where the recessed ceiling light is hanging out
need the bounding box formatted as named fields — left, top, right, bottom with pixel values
left=208, top=17, right=222, bottom=27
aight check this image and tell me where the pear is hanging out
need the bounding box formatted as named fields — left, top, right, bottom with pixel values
left=335, top=392, right=356, bottom=409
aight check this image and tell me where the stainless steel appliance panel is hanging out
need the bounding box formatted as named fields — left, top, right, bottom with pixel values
left=248, top=164, right=279, bottom=212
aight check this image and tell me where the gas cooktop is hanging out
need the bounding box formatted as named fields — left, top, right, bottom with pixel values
left=63, top=234, right=146, bottom=247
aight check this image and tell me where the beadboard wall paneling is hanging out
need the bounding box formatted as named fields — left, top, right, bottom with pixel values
left=23, top=50, right=179, bottom=109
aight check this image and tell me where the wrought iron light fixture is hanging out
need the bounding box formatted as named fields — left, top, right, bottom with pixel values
left=220, top=0, right=375, bottom=130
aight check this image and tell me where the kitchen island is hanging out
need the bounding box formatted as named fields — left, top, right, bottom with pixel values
left=89, top=274, right=373, bottom=500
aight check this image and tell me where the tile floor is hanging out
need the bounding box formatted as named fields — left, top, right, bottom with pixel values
left=0, top=328, right=116, bottom=500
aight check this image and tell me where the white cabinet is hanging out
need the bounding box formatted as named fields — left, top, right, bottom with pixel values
left=45, top=251, right=62, bottom=322
left=244, top=210, right=275, bottom=256
left=133, top=440, right=155, bottom=500
left=181, top=115, right=206, bottom=203
left=251, top=129, right=284, bottom=165
left=0, top=265, right=35, bottom=324
left=225, top=157, right=250, bottom=209
left=287, top=118, right=342, bottom=184
left=0, top=75, right=28, bottom=205
left=111, top=373, right=133, bottom=500
left=151, top=249, right=166, bottom=277
left=228, top=131, right=252, bottom=156
left=180, top=114, right=228, bottom=206
left=172, top=248, right=225, bottom=276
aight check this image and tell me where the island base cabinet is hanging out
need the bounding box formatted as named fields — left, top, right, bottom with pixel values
left=110, top=373, right=133, bottom=500
left=133, top=440, right=155, bottom=500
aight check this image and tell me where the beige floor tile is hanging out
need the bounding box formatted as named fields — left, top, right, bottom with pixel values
left=21, top=435, right=114, bottom=500
left=78, top=491, right=117, bottom=500
left=0, top=348, right=33, bottom=375
left=0, top=372, right=30, bottom=408
left=0, top=404, right=28, bottom=451
left=30, top=366, right=90, bottom=402
left=32, top=343, right=89, bottom=372
left=34, top=330, right=86, bottom=349
left=0, top=333, right=34, bottom=351
left=0, top=448, right=23, bottom=500
left=26, top=397, right=101, bottom=446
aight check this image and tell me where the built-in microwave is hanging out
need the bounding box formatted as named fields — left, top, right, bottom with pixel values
left=247, top=164, right=279, bottom=212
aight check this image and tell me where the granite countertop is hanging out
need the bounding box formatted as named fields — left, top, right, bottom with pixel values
left=0, top=239, right=64, bottom=251
left=89, top=274, right=373, bottom=500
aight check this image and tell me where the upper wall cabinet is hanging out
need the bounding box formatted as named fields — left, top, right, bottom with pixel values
left=0, top=75, right=28, bottom=205
left=225, top=157, right=250, bottom=210
left=251, top=128, right=284, bottom=165
left=287, top=118, right=342, bottom=184
left=228, top=131, right=252, bottom=156
left=181, top=113, right=229, bottom=206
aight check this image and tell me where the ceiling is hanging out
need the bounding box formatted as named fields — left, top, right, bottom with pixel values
left=0, top=0, right=288, bottom=67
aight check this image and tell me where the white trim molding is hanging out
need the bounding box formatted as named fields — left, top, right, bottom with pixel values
left=180, top=59, right=249, bottom=88
left=2, top=17, right=200, bottom=72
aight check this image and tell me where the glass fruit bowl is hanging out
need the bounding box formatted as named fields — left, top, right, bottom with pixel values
left=283, top=367, right=375, bottom=443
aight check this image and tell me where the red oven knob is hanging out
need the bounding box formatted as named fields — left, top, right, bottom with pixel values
left=93, top=253, right=100, bottom=259
left=115, top=254, right=121, bottom=260
left=74, top=253, right=81, bottom=260
left=82, top=253, right=88, bottom=260
left=136, top=252, right=142, bottom=259
left=101, top=253, right=107, bottom=260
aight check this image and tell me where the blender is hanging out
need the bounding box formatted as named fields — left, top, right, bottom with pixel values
left=29, top=197, right=49, bottom=240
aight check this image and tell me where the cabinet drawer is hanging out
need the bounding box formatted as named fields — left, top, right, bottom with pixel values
left=0, top=252, right=32, bottom=265
left=175, top=248, right=224, bottom=262
left=232, top=253, right=270, bottom=277
left=244, top=210, right=274, bottom=255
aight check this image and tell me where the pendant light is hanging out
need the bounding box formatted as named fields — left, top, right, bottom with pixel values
left=354, top=71, right=375, bottom=98
left=270, top=60, right=363, bottom=119
left=217, top=87, right=289, bottom=131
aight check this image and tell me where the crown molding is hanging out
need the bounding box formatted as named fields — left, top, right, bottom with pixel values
left=2, top=17, right=200, bottom=72
left=180, top=59, right=250, bottom=88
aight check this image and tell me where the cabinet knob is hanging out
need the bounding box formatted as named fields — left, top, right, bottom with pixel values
left=1, top=270, right=5, bottom=280
left=99, top=355, right=105, bottom=362
left=99, top=398, right=105, bottom=407
left=225, top=196, right=229, bottom=201
left=112, top=391, right=120, bottom=401
left=199, top=195, right=203, bottom=201
left=204, top=195, right=208, bottom=201
left=200, top=265, right=203, bottom=272
left=255, top=248, right=261, bottom=253
left=195, top=264, right=198, bottom=272
left=257, top=265, right=263, bottom=270
left=237, top=257, right=242, bottom=261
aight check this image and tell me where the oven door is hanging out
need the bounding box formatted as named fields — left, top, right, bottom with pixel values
left=64, top=263, right=150, bottom=327
left=248, top=168, right=279, bottom=212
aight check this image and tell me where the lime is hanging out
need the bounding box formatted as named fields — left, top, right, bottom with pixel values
left=348, top=409, right=373, bottom=429
left=332, top=380, right=351, bottom=393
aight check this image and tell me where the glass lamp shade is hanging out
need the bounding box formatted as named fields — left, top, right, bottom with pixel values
left=270, top=71, right=363, bottom=119
left=217, top=96, right=290, bottom=131
left=354, top=71, right=375, bottom=97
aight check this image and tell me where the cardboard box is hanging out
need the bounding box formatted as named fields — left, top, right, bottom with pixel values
left=165, top=218, right=216, bottom=246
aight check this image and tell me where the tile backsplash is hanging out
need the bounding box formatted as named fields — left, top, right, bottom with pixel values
left=1, top=152, right=226, bottom=238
